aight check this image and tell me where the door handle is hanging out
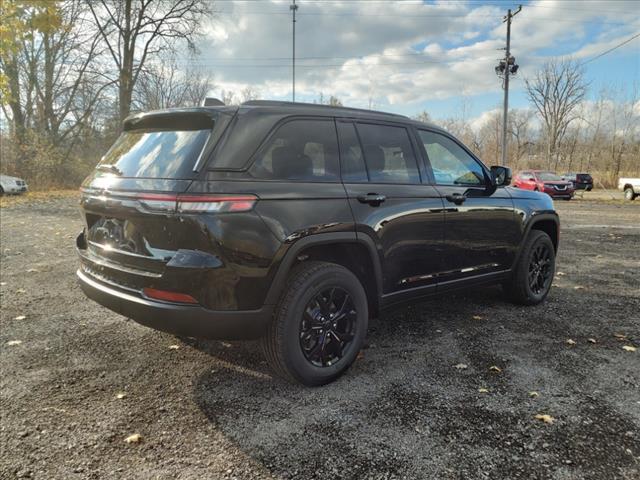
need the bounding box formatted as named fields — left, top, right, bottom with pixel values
left=357, top=193, right=386, bottom=206
left=445, top=193, right=467, bottom=205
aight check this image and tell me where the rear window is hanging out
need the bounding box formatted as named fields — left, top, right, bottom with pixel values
left=249, top=119, right=339, bottom=182
left=356, top=123, right=420, bottom=184
left=98, top=129, right=210, bottom=179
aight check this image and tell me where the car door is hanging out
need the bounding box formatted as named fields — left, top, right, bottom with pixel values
left=337, top=119, right=445, bottom=300
left=416, top=129, right=520, bottom=286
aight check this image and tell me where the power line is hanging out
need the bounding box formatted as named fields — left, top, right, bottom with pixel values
left=580, top=32, right=640, bottom=65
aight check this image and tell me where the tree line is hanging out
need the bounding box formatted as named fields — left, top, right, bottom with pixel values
left=417, top=60, right=639, bottom=187
left=1, top=2, right=638, bottom=189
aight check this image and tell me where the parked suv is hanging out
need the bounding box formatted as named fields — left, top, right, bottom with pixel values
left=76, top=101, right=559, bottom=385
left=513, top=170, right=574, bottom=200
left=562, top=172, right=593, bottom=191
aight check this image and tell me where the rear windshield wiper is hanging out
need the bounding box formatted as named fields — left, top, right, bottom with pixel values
left=96, top=164, right=122, bottom=176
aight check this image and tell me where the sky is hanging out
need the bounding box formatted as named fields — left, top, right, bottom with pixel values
left=183, top=0, right=640, bottom=125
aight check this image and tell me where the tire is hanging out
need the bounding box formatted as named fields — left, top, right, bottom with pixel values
left=261, top=261, right=368, bottom=386
left=624, top=188, right=635, bottom=201
left=503, top=230, right=555, bottom=306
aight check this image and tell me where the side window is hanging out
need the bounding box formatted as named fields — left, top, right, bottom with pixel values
left=250, top=119, right=339, bottom=182
left=418, top=130, right=486, bottom=186
left=356, top=123, right=420, bottom=184
left=336, top=122, right=367, bottom=182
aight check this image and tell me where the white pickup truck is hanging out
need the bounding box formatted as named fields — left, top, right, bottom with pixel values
left=618, top=178, right=640, bottom=201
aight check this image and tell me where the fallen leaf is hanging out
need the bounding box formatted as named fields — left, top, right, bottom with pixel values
left=0, top=282, right=6, bottom=286
left=478, top=388, right=489, bottom=393
left=14, top=315, right=26, bottom=321
left=454, top=363, right=468, bottom=370
left=356, top=350, right=365, bottom=360
left=573, top=286, right=585, bottom=290
left=529, top=391, right=540, bottom=398
left=27, top=268, right=38, bottom=273
left=614, top=333, right=628, bottom=341
left=489, top=365, right=502, bottom=373
left=16, top=288, right=26, bottom=294
left=124, top=433, right=142, bottom=444
left=556, top=272, right=566, bottom=276
left=7, top=340, right=22, bottom=346
left=622, top=345, right=637, bottom=352
left=168, top=345, right=180, bottom=350
left=587, top=338, right=597, bottom=344
left=566, top=339, right=577, bottom=346
left=535, top=414, right=555, bottom=424
left=116, top=393, right=127, bottom=399
left=472, top=315, right=483, bottom=321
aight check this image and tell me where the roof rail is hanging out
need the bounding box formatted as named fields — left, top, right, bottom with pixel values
left=241, top=100, right=408, bottom=119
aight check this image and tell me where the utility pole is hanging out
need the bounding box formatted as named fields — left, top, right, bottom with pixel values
left=290, top=0, right=298, bottom=102
left=495, top=5, right=521, bottom=166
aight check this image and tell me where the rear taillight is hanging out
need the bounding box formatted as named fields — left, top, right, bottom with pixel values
left=136, top=193, right=257, bottom=213
left=177, top=195, right=257, bottom=213
left=142, top=287, right=198, bottom=304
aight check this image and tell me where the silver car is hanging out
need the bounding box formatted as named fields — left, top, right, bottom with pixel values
left=0, top=174, right=28, bottom=195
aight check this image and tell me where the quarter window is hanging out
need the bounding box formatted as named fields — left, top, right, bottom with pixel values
left=250, top=119, right=339, bottom=182
left=418, top=130, right=485, bottom=186
left=355, top=123, right=420, bottom=184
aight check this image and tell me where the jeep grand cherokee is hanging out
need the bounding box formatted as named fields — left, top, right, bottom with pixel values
left=76, top=100, right=559, bottom=386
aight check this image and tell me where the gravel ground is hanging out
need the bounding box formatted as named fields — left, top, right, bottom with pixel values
left=0, top=193, right=639, bottom=480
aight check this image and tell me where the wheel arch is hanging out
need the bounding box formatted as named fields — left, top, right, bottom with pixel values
left=509, top=213, right=559, bottom=272
left=264, top=233, right=382, bottom=318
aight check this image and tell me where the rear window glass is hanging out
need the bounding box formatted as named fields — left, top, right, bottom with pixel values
left=250, top=119, right=339, bottom=182
left=98, top=129, right=210, bottom=179
left=356, top=123, right=420, bottom=184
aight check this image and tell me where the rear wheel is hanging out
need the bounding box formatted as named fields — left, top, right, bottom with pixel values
left=261, top=261, right=368, bottom=386
left=624, top=187, right=635, bottom=201
left=504, top=230, right=555, bottom=305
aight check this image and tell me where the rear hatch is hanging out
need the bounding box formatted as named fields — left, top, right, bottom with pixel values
left=78, top=108, right=230, bottom=293
left=577, top=173, right=592, bottom=183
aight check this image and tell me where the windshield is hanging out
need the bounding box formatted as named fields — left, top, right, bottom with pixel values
left=537, top=171, right=563, bottom=181
left=98, top=129, right=210, bottom=179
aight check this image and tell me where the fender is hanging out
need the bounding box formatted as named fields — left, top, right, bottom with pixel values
left=509, top=211, right=560, bottom=271
left=263, top=232, right=383, bottom=305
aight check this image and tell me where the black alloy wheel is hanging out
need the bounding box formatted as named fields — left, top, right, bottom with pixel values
left=528, top=243, right=553, bottom=296
left=300, top=287, right=357, bottom=367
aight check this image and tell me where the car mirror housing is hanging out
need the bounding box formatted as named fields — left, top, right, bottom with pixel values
left=490, top=166, right=512, bottom=187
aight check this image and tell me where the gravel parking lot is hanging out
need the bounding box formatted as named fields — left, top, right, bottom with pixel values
left=1, top=193, right=639, bottom=480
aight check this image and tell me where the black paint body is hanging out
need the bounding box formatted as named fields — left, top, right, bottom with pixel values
left=76, top=102, right=559, bottom=339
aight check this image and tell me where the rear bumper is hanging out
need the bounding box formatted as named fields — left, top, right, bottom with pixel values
left=77, top=269, right=273, bottom=340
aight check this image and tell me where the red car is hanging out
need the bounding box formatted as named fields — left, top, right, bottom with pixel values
left=513, top=170, right=575, bottom=200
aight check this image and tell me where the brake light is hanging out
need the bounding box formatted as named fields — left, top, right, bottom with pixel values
left=142, top=287, right=198, bottom=304
left=177, top=195, right=257, bottom=213
left=136, top=193, right=257, bottom=213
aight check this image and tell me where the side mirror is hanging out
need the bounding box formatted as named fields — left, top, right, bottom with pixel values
left=490, top=166, right=512, bottom=187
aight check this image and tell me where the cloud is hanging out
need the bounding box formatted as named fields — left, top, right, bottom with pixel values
left=183, top=0, right=639, bottom=109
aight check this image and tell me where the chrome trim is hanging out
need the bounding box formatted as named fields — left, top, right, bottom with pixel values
left=88, top=240, right=159, bottom=261
left=80, top=247, right=163, bottom=278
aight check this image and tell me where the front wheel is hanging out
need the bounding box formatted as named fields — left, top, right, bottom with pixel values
left=624, top=188, right=636, bottom=201
left=261, top=261, right=368, bottom=386
left=504, top=230, right=555, bottom=305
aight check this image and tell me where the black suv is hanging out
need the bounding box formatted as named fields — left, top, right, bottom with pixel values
left=77, top=100, right=559, bottom=386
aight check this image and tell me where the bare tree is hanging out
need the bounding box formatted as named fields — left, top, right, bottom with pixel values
left=508, top=109, right=534, bottom=170
left=0, top=1, right=111, bottom=147
left=87, top=0, right=210, bottom=125
left=133, top=58, right=215, bottom=110
left=525, top=59, right=587, bottom=170
left=413, top=110, right=432, bottom=123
